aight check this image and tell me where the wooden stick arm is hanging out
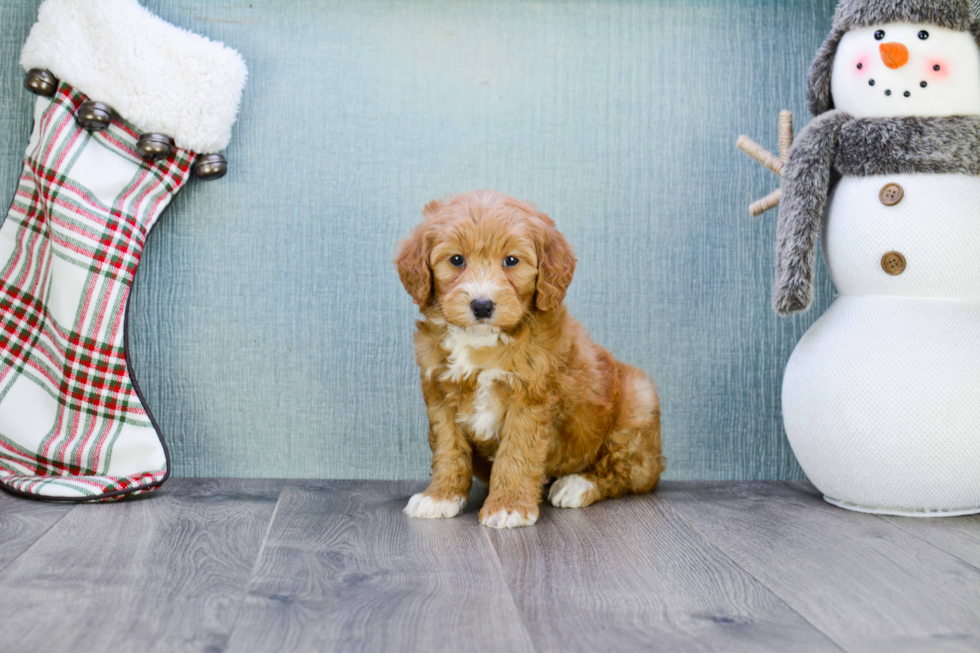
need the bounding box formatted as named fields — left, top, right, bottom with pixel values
left=750, top=188, right=781, bottom=218
left=778, top=110, right=793, bottom=162
left=737, top=110, right=794, bottom=217
left=736, top=136, right=784, bottom=177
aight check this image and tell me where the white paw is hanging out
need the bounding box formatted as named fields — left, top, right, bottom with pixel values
left=404, top=493, right=466, bottom=519
left=480, top=509, right=538, bottom=529
left=549, top=474, right=595, bottom=508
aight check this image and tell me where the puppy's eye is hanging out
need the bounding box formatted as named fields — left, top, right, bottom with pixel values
left=875, top=30, right=885, bottom=40
left=449, top=255, right=465, bottom=267
left=504, top=256, right=519, bottom=268
left=918, top=30, right=929, bottom=40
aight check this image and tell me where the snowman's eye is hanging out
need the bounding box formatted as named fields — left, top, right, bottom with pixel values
left=918, top=30, right=929, bottom=40
left=875, top=30, right=886, bottom=40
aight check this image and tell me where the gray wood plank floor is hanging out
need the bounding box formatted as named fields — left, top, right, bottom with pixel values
left=0, top=480, right=977, bottom=653
left=225, top=481, right=534, bottom=653
left=485, top=492, right=839, bottom=652
left=661, top=482, right=980, bottom=653
left=0, top=488, right=73, bottom=573
left=0, top=478, right=283, bottom=653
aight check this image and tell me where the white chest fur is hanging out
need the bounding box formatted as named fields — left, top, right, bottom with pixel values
left=440, top=325, right=500, bottom=382
left=463, top=368, right=511, bottom=441
left=440, top=325, right=512, bottom=441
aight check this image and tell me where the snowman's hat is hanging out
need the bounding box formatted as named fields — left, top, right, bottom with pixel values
left=808, top=0, right=980, bottom=115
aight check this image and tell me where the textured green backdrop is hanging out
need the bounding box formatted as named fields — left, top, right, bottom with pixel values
left=0, top=0, right=838, bottom=480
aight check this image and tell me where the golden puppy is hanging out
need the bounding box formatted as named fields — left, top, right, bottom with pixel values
left=395, top=190, right=664, bottom=528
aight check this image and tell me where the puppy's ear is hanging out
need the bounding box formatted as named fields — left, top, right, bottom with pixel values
left=534, top=215, right=577, bottom=311
left=395, top=222, right=433, bottom=307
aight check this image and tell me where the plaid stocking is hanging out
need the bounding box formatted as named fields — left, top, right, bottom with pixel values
left=0, top=0, right=246, bottom=501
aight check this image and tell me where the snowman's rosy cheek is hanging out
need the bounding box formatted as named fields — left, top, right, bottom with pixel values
left=854, top=55, right=871, bottom=74
left=927, top=60, right=950, bottom=79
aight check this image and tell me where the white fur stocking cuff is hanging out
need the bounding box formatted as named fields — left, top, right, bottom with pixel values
left=20, top=0, right=248, bottom=153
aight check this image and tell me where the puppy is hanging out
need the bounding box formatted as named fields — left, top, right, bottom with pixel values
left=395, top=190, right=664, bottom=528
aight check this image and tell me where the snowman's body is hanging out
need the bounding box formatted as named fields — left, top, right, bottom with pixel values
left=783, top=172, right=980, bottom=514
left=777, top=17, right=980, bottom=515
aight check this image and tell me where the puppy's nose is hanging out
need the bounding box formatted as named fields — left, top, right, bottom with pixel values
left=470, top=298, right=495, bottom=320
left=880, top=42, right=909, bottom=69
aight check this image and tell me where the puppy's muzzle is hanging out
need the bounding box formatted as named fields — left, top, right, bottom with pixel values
left=470, top=298, right=495, bottom=320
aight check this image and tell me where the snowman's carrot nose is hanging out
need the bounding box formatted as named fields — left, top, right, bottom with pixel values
left=880, top=42, right=909, bottom=69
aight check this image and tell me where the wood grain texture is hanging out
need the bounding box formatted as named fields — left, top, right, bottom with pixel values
left=788, top=481, right=980, bottom=572
left=486, top=491, right=841, bottom=653
left=0, top=478, right=283, bottom=653
left=1, top=480, right=980, bottom=652
left=876, top=515, right=980, bottom=571
left=0, top=0, right=838, bottom=482
left=225, top=480, right=535, bottom=653
left=0, top=489, right=74, bottom=573
left=661, top=481, right=980, bottom=652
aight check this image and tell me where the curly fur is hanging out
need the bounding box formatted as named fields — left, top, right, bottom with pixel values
left=809, top=0, right=979, bottom=115
left=395, top=191, right=665, bottom=528
left=775, top=113, right=980, bottom=314
left=534, top=222, right=577, bottom=311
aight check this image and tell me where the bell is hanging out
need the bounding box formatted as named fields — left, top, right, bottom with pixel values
left=74, top=101, right=114, bottom=131
left=194, top=153, right=228, bottom=181
left=24, top=69, right=58, bottom=97
left=136, top=133, right=174, bottom=162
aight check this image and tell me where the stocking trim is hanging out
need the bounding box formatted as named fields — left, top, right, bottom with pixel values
left=20, top=0, right=247, bottom=154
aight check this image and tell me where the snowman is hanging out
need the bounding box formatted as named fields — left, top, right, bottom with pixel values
left=750, top=0, right=980, bottom=515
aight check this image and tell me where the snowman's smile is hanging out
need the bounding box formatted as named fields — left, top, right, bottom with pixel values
left=868, top=78, right=927, bottom=99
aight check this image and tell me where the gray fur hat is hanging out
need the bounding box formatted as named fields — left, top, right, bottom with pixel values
left=808, top=0, right=980, bottom=115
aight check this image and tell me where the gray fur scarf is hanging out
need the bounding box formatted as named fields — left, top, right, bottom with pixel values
left=773, top=112, right=980, bottom=315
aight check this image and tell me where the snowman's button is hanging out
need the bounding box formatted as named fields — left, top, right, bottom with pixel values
left=881, top=251, right=907, bottom=275
left=879, top=183, right=904, bottom=206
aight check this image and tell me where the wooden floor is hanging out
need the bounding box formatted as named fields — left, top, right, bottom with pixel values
left=0, top=480, right=978, bottom=652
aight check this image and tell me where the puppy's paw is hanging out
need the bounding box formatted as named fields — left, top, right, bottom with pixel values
left=404, top=493, right=467, bottom=519
left=480, top=508, right=538, bottom=529
left=479, top=497, right=538, bottom=529
left=549, top=474, right=596, bottom=509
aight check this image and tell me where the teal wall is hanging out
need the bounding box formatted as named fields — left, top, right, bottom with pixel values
left=0, top=0, right=837, bottom=480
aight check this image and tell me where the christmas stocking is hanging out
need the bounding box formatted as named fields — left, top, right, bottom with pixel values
left=0, top=0, right=246, bottom=500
